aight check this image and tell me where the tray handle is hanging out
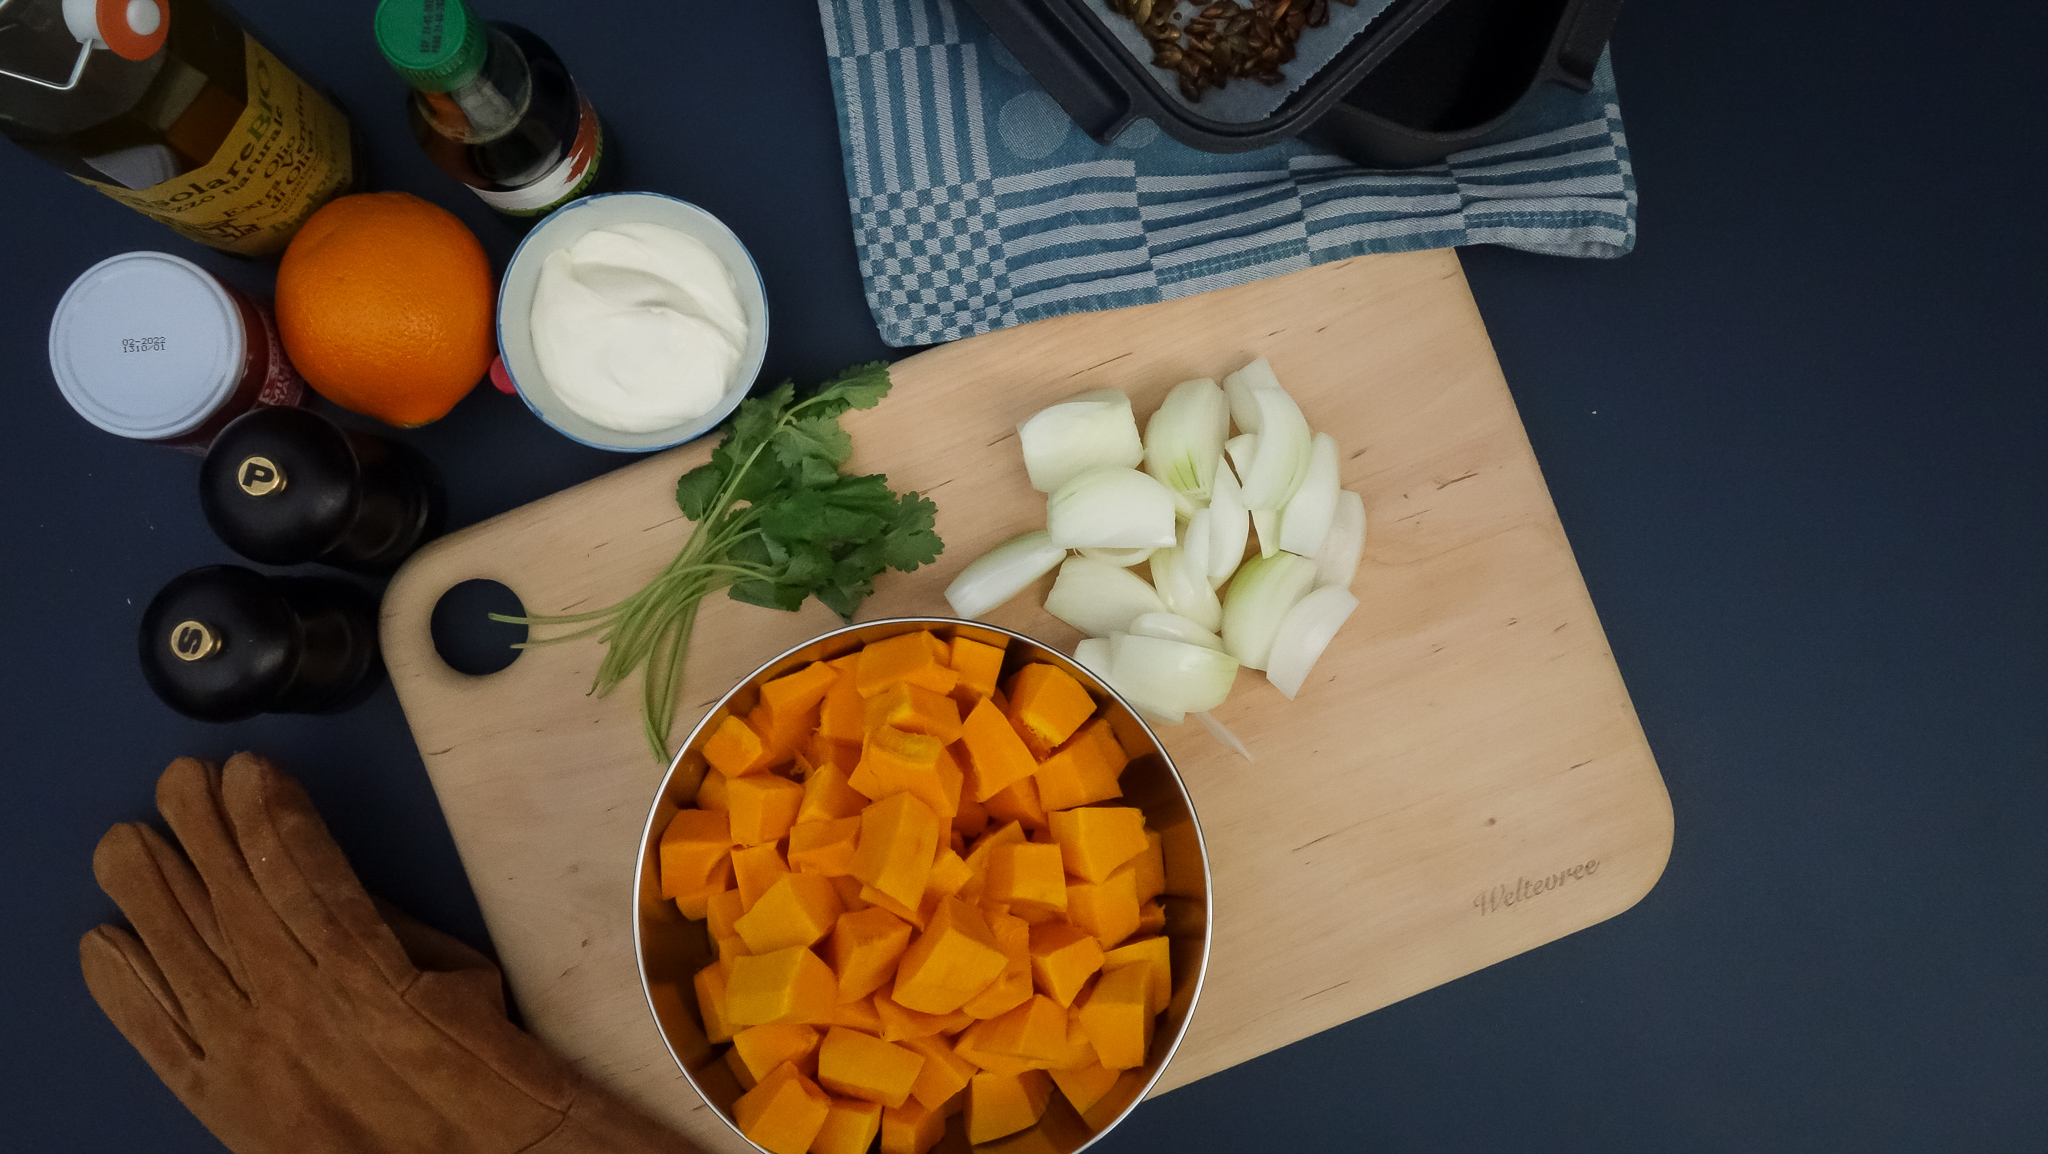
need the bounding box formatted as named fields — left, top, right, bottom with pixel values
left=1550, top=0, right=1625, bottom=91
left=964, top=0, right=1143, bottom=143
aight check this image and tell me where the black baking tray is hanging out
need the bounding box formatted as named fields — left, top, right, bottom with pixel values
left=963, top=0, right=1624, bottom=168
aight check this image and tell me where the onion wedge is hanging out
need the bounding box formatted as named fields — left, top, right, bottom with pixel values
left=1227, top=435, right=1278, bottom=559
left=1238, top=387, right=1313, bottom=511
left=1046, top=467, right=1177, bottom=550
left=943, top=529, right=1066, bottom=619
left=1086, top=634, right=1183, bottom=725
left=1110, top=633, right=1239, bottom=714
left=1219, top=550, right=1317, bottom=670
left=1277, top=432, right=1340, bottom=557
left=1143, top=378, right=1228, bottom=507
left=1079, top=546, right=1154, bottom=567
left=1265, top=585, right=1359, bottom=699
left=1129, top=611, right=1225, bottom=650
left=1149, top=544, right=1223, bottom=633
left=1222, top=357, right=1283, bottom=434
left=1072, top=637, right=1114, bottom=680
left=1017, top=389, right=1143, bottom=493
left=1207, top=459, right=1251, bottom=583
left=1314, top=490, right=1366, bottom=590
left=1043, top=556, right=1167, bottom=637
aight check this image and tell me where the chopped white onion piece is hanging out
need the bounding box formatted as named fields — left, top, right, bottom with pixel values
left=1046, top=467, right=1177, bottom=550
left=1219, top=550, right=1318, bottom=670
left=1238, top=387, right=1313, bottom=511
left=1043, top=556, right=1167, bottom=637
left=1090, top=634, right=1184, bottom=725
left=1277, top=432, right=1340, bottom=557
left=1183, top=509, right=1213, bottom=576
left=1226, top=435, right=1277, bottom=560
left=1149, top=544, right=1223, bottom=633
left=1314, top=490, right=1366, bottom=590
left=1222, top=357, right=1283, bottom=434
left=943, top=529, right=1066, bottom=619
left=1129, top=611, right=1225, bottom=650
left=1265, top=585, right=1359, bottom=699
left=1017, top=389, right=1143, bottom=493
left=1143, top=378, right=1228, bottom=505
left=1207, top=459, right=1250, bottom=583
left=1195, top=710, right=1253, bottom=762
left=1072, top=637, right=1114, bottom=680
left=1110, top=633, right=1239, bottom=714
left=1079, top=546, right=1154, bottom=567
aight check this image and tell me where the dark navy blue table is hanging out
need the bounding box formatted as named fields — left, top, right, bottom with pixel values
left=3, top=2, right=2042, bottom=1150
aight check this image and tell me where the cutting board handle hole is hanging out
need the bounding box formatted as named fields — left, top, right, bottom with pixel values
left=429, top=579, right=528, bottom=676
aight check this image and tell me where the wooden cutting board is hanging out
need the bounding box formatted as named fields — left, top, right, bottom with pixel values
left=381, top=248, right=1672, bottom=1150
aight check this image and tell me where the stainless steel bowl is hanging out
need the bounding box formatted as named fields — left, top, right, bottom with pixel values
left=633, top=617, right=1212, bottom=1153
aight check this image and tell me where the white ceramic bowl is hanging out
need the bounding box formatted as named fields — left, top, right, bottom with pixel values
left=495, top=191, right=769, bottom=452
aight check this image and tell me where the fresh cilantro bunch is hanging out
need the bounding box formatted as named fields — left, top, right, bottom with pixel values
left=505, top=363, right=942, bottom=760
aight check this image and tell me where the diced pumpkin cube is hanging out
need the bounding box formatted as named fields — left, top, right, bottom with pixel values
left=1047, top=807, right=1148, bottom=884
left=733, top=1062, right=831, bottom=1154
left=807, top=735, right=861, bottom=776
left=798, top=763, right=867, bottom=824
left=761, top=661, right=841, bottom=720
left=949, top=637, right=1006, bottom=706
left=694, top=962, right=736, bottom=1044
left=891, top=898, right=1007, bottom=1014
left=961, top=912, right=1033, bottom=1020
left=729, top=946, right=839, bottom=1027
left=817, top=662, right=868, bottom=744
left=827, top=995, right=884, bottom=1035
left=1032, top=718, right=1128, bottom=811
left=966, top=1069, right=1053, bottom=1145
left=736, top=874, right=846, bottom=954
left=856, top=631, right=947, bottom=697
left=984, top=774, right=1049, bottom=831
left=1129, top=830, right=1166, bottom=902
left=1076, top=962, right=1151, bottom=1070
left=1050, top=1007, right=1098, bottom=1072
left=924, top=849, right=973, bottom=903
left=706, top=887, right=746, bottom=941
left=704, top=715, right=774, bottom=778
left=1050, top=1061, right=1120, bottom=1118
left=858, top=884, right=929, bottom=930
left=902, top=1032, right=978, bottom=1111
left=978, top=995, right=1069, bottom=1064
left=728, top=773, right=805, bottom=847
left=810, top=1096, right=883, bottom=1154
left=931, top=744, right=965, bottom=822
left=1004, top=664, right=1096, bottom=748
left=1101, top=936, right=1171, bottom=1017
left=1028, top=922, right=1104, bottom=1008
left=850, top=727, right=953, bottom=820
left=672, top=854, right=733, bottom=920
left=850, top=793, right=942, bottom=912
left=726, top=1047, right=759, bottom=1092
left=959, top=820, right=1028, bottom=905
left=696, top=769, right=731, bottom=812
left=984, top=843, right=1068, bottom=915
left=1136, top=899, right=1166, bottom=937
left=715, top=932, right=749, bottom=965
left=789, top=816, right=862, bottom=878
left=874, top=991, right=971, bottom=1042
left=732, top=844, right=790, bottom=911
left=818, top=1026, right=927, bottom=1109
left=829, top=874, right=869, bottom=912
left=864, top=682, right=965, bottom=745
left=749, top=697, right=818, bottom=767
left=1065, top=866, right=1141, bottom=948
left=829, top=906, right=913, bottom=1004
left=952, top=1019, right=1045, bottom=1076
left=960, top=698, right=1039, bottom=802
left=731, top=1023, right=822, bottom=1084
left=953, top=793, right=990, bottom=839
left=659, top=808, right=733, bottom=899
left=879, top=1096, right=947, bottom=1154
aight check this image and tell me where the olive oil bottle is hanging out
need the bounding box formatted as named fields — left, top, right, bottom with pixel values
left=0, top=0, right=363, bottom=256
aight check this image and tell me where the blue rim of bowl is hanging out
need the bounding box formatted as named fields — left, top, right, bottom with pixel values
left=495, top=191, right=770, bottom=454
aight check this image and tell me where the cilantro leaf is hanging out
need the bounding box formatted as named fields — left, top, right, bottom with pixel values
left=675, top=463, right=725, bottom=520
left=882, top=492, right=944, bottom=572
left=772, top=413, right=854, bottom=472
left=799, top=361, right=892, bottom=421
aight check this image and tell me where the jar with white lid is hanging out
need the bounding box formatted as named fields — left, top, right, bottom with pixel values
left=48, top=250, right=305, bottom=450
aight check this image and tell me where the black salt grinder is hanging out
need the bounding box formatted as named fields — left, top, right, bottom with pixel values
left=199, top=407, right=444, bottom=575
left=139, top=565, right=384, bottom=722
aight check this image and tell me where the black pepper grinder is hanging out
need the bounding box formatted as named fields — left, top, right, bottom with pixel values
left=139, top=566, right=385, bottom=722
left=199, top=407, right=445, bottom=575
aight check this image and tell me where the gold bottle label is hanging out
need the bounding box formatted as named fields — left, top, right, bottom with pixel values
left=71, top=33, right=354, bottom=256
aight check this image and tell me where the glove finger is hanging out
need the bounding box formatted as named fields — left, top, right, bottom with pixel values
left=140, top=806, right=254, bottom=998
left=80, top=924, right=205, bottom=1074
left=92, top=821, right=242, bottom=1017
left=220, top=752, right=416, bottom=993
left=155, top=757, right=314, bottom=992
left=373, top=897, right=500, bottom=977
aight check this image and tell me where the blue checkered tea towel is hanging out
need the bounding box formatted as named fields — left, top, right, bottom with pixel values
left=818, top=0, right=1637, bottom=347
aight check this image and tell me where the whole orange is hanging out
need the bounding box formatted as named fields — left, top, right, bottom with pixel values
left=276, top=192, right=495, bottom=427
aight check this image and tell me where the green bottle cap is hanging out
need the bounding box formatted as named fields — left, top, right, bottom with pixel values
left=374, top=0, right=488, bottom=93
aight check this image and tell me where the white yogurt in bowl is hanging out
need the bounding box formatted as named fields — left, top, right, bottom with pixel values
left=496, top=193, right=768, bottom=452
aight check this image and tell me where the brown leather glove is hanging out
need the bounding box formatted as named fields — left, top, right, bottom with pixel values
left=80, top=753, right=698, bottom=1154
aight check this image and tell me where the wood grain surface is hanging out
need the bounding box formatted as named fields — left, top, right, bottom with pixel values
left=380, top=247, right=1673, bottom=1149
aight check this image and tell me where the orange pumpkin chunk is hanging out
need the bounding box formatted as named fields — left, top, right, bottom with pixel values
left=849, top=792, right=942, bottom=911
left=1028, top=922, right=1105, bottom=1008
left=978, top=994, right=1069, bottom=1064
left=1050, top=1060, right=1121, bottom=1117
left=817, top=657, right=868, bottom=743
left=658, top=807, right=732, bottom=899
left=902, top=1032, right=978, bottom=1110
left=850, top=727, right=954, bottom=820
left=797, top=763, right=867, bottom=823
left=967, top=1069, right=1053, bottom=1145
left=810, top=1096, right=882, bottom=1154
left=727, top=773, right=804, bottom=847
left=983, top=773, right=1049, bottom=831
left=732, top=1062, right=830, bottom=1154
left=1048, top=806, right=1148, bottom=884
left=672, top=854, right=734, bottom=920
left=728, top=946, right=838, bottom=1027
left=705, top=887, right=745, bottom=941
left=694, top=961, right=736, bottom=1044
left=703, top=714, right=774, bottom=778
left=829, top=906, right=913, bottom=1004
left=949, top=637, right=1006, bottom=706
left=874, top=991, right=972, bottom=1042
left=891, top=898, right=1008, bottom=1015
left=960, top=697, right=1039, bottom=802
left=1065, top=867, right=1141, bottom=949
left=1005, top=664, right=1096, bottom=748
left=1033, top=718, right=1128, bottom=811
left=985, top=842, right=1069, bottom=915
left=879, top=1095, right=947, bottom=1154
left=856, top=631, right=947, bottom=697
left=960, top=911, right=1033, bottom=1020
left=1101, top=935, right=1171, bottom=1017
left=863, top=682, right=964, bottom=745
left=827, top=995, right=883, bottom=1035
left=760, top=660, right=840, bottom=719
left=731, top=843, right=790, bottom=910
left=730, top=1022, right=821, bottom=1084
left=735, top=873, right=845, bottom=954
left=818, top=1026, right=927, bottom=1109
left=1076, top=962, right=1151, bottom=1070
left=788, top=816, right=862, bottom=878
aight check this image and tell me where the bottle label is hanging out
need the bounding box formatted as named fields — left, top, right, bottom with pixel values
left=70, top=34, right=355, bottom=257
left=472, top=94, right=602, bottom=216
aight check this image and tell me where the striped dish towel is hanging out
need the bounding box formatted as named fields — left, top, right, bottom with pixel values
left=818, top=0, right=1637, bottom=347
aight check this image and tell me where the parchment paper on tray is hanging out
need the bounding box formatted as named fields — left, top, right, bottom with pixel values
left=1081, top=0, right=1397, bottom=124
